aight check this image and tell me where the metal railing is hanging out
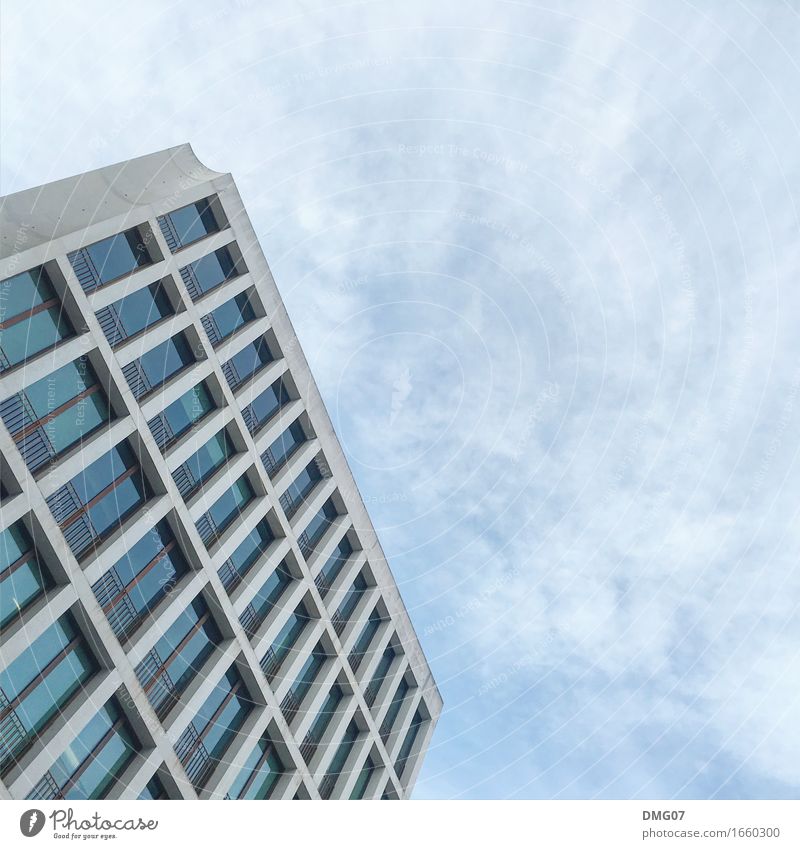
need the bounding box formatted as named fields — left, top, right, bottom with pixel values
left=260, top=647, right=281, bottom=681
left=299, top=732, right=318, bottom=763
left=67, top=247, right=101, bottom=293
left=122, top=360, right=153, bottom=400
left=318, top=772, right=337, bottom=800
left=27, top=771, right=61, bottom=800
left=0, top=686, right=28, bottom=764
left=95, top=303, right=128, bottom=347
left=280, top=688, right=301, bottom=723
left=157, top=214, right=180, bottom=252
left=92, top=566, right=138, bottom=638
left=175, top=722, right=212, bottom=787
left=147, top=411, right=175, bottom=451
left=135, top=648, right=177, bottom=717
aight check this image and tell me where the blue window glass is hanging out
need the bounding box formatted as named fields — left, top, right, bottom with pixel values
left=175, top=667, right=253, bottom=788
left=266, top=604, right=308, bottom=670
left=31, top=698, right=138, bottom=800
left=302, top=498, right=339, bottom=551
left=222, top=337, right=273, bottom=389
left=395, top=710, right=424, bottom=777
left=241, top=561, right=292, bottom=634
left=97, top=281, right=173, bottom=346
left=69, top=228, right=150, bottom=291
left=263, top=421, right=305, bottom=474
left=367, top=646, right=396, bottom=703
left=0, top=612, right=97, bottom=770
left=382, top=678, right=410, bottom=736
left=181, top=246, right=241, bottom=300
left=350, top=755, right=376, bottom=800
left=0, top=521, right=51, bottom=628
left=139, top=774, right=168, bottom=799
left=351, top=609, right=383, bottom=661
left=196, top=475, right=254, bottom=544
left=162, top=198, right=219, bottom=249
left=172, top=429, right=235, bottom=498
left=307, top=684, right=343, bottom=744
left=47, top=442, right=149, bottom=557
left=125, top=332, right=194, bottom=398
left=336, top=573, right=368, bottom=623
left=135, top=595, right=221, bottom=717
left=324, top=720, right=359, bottom=790
left=227, top=737, right=283, bottom=800
left=218, top=519, right=275, bottom=590
left=0, top=357, right=112, bottom=472
left=317, top=536, right=353, bottom=592
left=148, top=381, right=215, bottom=450
left=92, top=520, right=188, bottom=639
left=202, top=292, right=255, bottom=344
left=0, top=266, right=73, bottom=371
left=291, top=645, right=327, bottom=703
left=242, top=378, right=289, bottom=433
left=281, top=461, right=321, bottom=516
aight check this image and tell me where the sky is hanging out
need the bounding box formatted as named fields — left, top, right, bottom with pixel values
left=2, top=0, right=800, bottom=799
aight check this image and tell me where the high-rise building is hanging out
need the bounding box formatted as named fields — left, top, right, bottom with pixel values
left=0, top=145, right=441, bottom=801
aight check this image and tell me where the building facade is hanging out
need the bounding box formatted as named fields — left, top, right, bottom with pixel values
left=0, top=145, right=441, bottom=801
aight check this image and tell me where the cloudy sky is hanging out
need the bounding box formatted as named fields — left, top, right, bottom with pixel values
left=3, top=0, right=800, bottom=799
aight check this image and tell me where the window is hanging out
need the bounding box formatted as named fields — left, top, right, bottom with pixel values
left=96, top=280, right=173, bottom=346
left=349, top=609, right=383, bottom=671
left=315, top=536, right=353, bottom=595
left=300, top=498, right=339, bottom=555
left=380, top=678, right=409, bottom=740
left=334, top=573, right=368, bottom=628
left=241, top=377, right=289, bottom=434
left=395, top=710, right=424, bottom=778
left=239, top=561, right=292, bottom=637
left=195, top=475, right=255, bottom=545
left=0, top=612, right=98, bottom=771
left=123, top=331, right=195, bottom=399
left=0, top=266, right=73, bottom=371
left=27, top=698, right=138, bottom=800
left=226, top=736, right=284, bottom=800
left=365, top=645, right=396, bottom=707
left=262, top=420, right=305, bottom=475
left=0, top=357, right=112, bottom=473
left=91, top=520, right=189, bottom=639
left=305, top=684, right=343, bottom=753
left=350, top=755, right=377, bottom=800
left=68, top=227, right=151, bottom=293
left=290, top=644, right=327, bottom=704
left=201, top=292, right=255, bottom=345
left=179, top=245, right=242, bottom=301
left=217, top=519, right=275, bottom=591
left=158, top=198, right=219, bottom=251
left=139, top=774, right=168, bottom=800
left=222, top=336, right=273, bottom=389
left=135, top=595, right=221, bottom=718
left=46, top=442, right=149, bottom=558
left=0, top=521, right=52, bottom=629
left=147, top=381, right=215, bottom=450
left=280, top=461, right=322, bottom=517
left=261, top=603, right=309, bottom=679
left=320, top=720, right=359, bottom=798
left=172, top=429, right=236, bottom=498
left=174, top=666, right=253, bottom=789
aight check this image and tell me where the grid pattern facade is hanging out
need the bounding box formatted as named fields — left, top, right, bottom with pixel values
left=0, top=145, right=441, bottom=801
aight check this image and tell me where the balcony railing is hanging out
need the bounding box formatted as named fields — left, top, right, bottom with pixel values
left=157, top=214, right=181, bottom=253
left=314, top=571, right=331, bottom=597
left=200, top=313, right=223, bottom=346
left=95, top=303, right=128, bottom=347
left=0, top=686, right=28, bottom=764
left=92, top=565, right=138, bottom=638
left=147, top=411, right=176, bottom=452
left=122, top=360, right=153, bottom=400
left=217, top=558, right=240, bottom=593
left=318, top=772, right=337, bottom=800
left=175, top=722, right=212, bottom=788
left=27, top=771, right=62, bottom=800
left=135, top=647, right=178, bottom=718
left=348, top=649, right=365, bottom=673
left=299, top=732, right=318, bottom=763
left=331, top=611, right=345, bottom=637
left=280, top=688, right=301, bottom=723
left=363, top=683, right=377, bottom=708
left=260, top=647, right=281, bottom=681
left=67, top=247, right=102, bottom=293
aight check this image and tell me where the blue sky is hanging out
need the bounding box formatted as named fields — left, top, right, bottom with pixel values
left=2, top=0, right=800, bottom=799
